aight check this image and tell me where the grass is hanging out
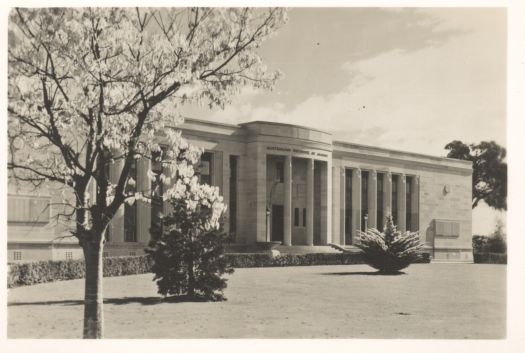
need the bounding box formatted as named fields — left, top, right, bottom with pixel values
left=7, top=263, right=505, bottom=338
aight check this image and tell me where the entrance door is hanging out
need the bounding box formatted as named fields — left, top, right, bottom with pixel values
left=271, top=205, right=284, bottom=243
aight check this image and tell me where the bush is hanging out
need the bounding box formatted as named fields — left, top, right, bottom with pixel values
left=472, top=219, right=507, bottom=260
left=8, top=255, right=153, bottom=288
left=225, top=252, right=366, bottom=267
left=147, top=170, right=232, bottom=301
left=473, top=252, right=507, bottom=264
left=147, top=228, right=233, bottom=301
left=356, top=215, right=424, bottom=273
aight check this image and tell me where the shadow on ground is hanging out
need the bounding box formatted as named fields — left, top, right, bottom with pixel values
left=8, top=295, right=216, bottom=307
left=321, top=271, right=406, bottom=276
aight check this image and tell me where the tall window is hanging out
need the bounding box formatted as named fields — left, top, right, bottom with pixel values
left=392, top=174, right=399, bottom=226
left=151, top=149, right=164, bottom=235
left=406, top=176, right=412, bottom=231
left=302, top=208, right=306, bottom=227
left=377, top=173, right=384, bottom=231
left=229, top=155, right=238, bottom=238
left=124, top=159, right=137, bottom=242
left=361, top=171, right=369, bottom=230
left=199, top=152, right=213, bottom=185
left=294, top=208, right=300, bottom=227
left=275, top=161, right=284, bottom=182
left=344, top=169, right=353, bottom=245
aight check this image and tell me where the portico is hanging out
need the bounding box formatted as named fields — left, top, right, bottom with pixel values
left=240, top=120, right=333, bottom=246
left=265, top=155, right=331, bottom=246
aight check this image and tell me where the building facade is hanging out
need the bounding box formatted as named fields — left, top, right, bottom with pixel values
left=7, top=119, right=473, bottom=262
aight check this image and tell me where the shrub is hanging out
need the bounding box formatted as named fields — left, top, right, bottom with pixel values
left=472, top=219, right=507, bottom=255
left=473, top=252, right=507, bottom=264
left=8, top=255, right=153, bottom=288
left=147, top=227, right=233, bottom=301
left=147, top=172, right=232, bottom=301
left=356, top=215, right=424, bottom=273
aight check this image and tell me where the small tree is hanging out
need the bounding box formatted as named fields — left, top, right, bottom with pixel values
left=356, top=215, right=423, bottom=274
left=147, top=158, right=232, bottom=301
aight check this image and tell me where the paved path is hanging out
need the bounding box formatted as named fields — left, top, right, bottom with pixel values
left=7, top=263, right=506, bottom=338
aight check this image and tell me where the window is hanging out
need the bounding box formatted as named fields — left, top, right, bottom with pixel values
left=406, top=176, right=412, bottom=231
left=229, top=155, right=239, bottom=238
left=65, top=252, right=73, bottom=260
left=344, top=169, right=353, bottom=244
left=275, top=161, right=284, bottom=183
left=124, top=159, right=137, bottom=242
left=377, top=173, right=384, bottom=231
left=103, top=252, right=109, bottom=258
left=151, top=149, right=165, bottom=234
left=392, top=175, right=399, bottom=226
left=8, top=195, right=51, bottom=224
left=199, top=152, right=213, bottom=185
left=294, top=208, right=300, bottom=227
left=361, top=171, right=369, bottom=230
left=129, top=251, right=136, bottom=257
left=302, top=208, right=307, bottom=227
left=13, top=251, right=22, bottom=261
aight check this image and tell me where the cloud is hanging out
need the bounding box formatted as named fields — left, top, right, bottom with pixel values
left=206, top=10, right=505, bottom=158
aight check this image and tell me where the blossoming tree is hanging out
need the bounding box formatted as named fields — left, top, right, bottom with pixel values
left=8, top=7, right=287, bottom=338
left=147, top=154, right=233, bottom=301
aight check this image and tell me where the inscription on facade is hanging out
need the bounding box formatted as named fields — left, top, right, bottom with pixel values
left=267, top=146, right=291, bottom=152
left=267, top=146, right=329, bottom=158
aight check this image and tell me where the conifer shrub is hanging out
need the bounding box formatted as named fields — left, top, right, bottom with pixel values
left=356, top=215, right=423, bottom=273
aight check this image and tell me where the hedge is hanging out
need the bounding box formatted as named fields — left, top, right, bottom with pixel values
left=473, top=252, right=507, bottom=264
left=8, top=251, right=430, bottom=288
left=8, top=256, right=154, bottom=288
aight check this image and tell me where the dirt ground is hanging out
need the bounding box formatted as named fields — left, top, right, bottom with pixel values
left=7, top=263, right=506, bottom=339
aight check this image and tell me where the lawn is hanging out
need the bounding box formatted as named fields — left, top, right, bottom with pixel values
left=7, top=263, right=505, bottom=339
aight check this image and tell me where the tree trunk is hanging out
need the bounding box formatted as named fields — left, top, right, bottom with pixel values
left=82, top=238, right=104, bottom=339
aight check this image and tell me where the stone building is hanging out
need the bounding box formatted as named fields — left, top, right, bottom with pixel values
left=7, top=118, right=473, bottom=262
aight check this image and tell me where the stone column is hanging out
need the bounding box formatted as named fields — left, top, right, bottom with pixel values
left=411, top=176, right=420, bottom=232
left=351, top=168, right=362, bottom=243
left=384, top=172, right=392, bottom=220
left=331, top=166, right=342, bottom=245
left=324, top=160, right=332, bottom=245
left=368, top=170, right=377, bottom=229
left=340, top=167, right=346, bottom=245
left=398, top=174, right=407, bottom=232
left=255, top=146, right=267, bottom=243
left=306, top=158, right=315, bottom=246
left=109, top=158, right=124, bottom=243
left=137, top=158, right=151, bottom=243
left=283, top=155, right=292, bottom=246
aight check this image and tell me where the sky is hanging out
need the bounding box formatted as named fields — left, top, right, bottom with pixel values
left=184, top=7, right=506, bottom=235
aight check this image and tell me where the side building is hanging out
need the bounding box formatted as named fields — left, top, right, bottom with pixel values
left=7, top=119, right=473, bottom=262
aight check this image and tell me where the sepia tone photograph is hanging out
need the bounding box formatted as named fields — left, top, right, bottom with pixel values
left=3, top=1, right=519, bottom=349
